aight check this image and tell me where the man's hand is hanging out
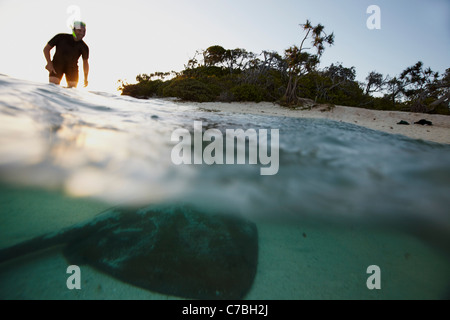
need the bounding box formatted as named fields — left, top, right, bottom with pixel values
left=45, top=62, right=56, bottom=74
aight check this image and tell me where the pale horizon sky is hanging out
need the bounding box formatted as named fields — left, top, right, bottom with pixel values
left=0, top=0, right=449, bottom=93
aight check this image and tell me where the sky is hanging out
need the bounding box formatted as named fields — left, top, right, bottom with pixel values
left=0, top=0, right=449, bottom=93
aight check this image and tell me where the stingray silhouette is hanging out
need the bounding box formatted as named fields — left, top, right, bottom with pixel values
left=0, top=204, right=258, bottom=300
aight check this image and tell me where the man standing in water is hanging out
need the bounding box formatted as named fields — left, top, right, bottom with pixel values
left=43, top=21, right=89, bottom=88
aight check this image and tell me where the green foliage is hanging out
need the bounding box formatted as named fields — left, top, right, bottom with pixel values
left=119, top=23, right=448, bottom=115
left=432, top=103, right=450, bottom=115
left=325, top=81, right=365, bottom=107
left=204, top=45, right=227, bottom=67
left=257, top=69, right=286, bottom=102
left=282, top=20, right=334, bottom=105
left=183, top=66, right=228, bottom=78
left=119, top=79, right=165, bottom=98
left=203, top=45, right=255, bottom=73
left=231, top=84, right=264, bottom=102
left=365, top=71, right=385, bottom=95
left=162, top=78, right=217, bottom=102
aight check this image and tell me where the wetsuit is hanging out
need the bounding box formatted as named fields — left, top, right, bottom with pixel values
left=47, top=33, right=89, bottom=83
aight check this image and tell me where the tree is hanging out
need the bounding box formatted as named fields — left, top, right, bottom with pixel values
left=427, top=68, right=450, bottom=111
left=240, top=51, right=286, bottom=84
left=400, top=61, right=440, bottom=112
left=185, top=50, right=202, bottom=70
left=260, top=51, right=287, bottom=74
left=203, top=45, right=227, bottom=67
left=136, top=73, right=151, bottom=82
left=313, top=62, right=356, bottom=102
left=365, top=71, right=386, bottom=95
left=202, top=46, right=257, bottom=75
left=136, top=72, right=174, bottom=82
left=384, top=76, right=404, bottom=109
left=283, top=20, right=334, bottom=105
left=224, top=48, right=256, bottom=73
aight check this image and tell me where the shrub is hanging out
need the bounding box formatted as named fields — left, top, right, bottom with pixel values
left=231, top=84, right=264, bottom=102
left=120, top=80, right=164, bottom=98
left=162, top=78, right=217, bottom=102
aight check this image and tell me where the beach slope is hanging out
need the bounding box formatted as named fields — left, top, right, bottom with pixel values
left=191, top=101, right=450, bottom=145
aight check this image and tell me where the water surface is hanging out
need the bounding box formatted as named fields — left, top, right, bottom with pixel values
left=1, top=75, right=449, bottom=299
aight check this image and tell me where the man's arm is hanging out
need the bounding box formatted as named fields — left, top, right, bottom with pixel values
left=43, top=44, right=56, bottom=74
left=83, top=59, right=89, bottom=87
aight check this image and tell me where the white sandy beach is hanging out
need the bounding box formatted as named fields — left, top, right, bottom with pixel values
left=190, top=101, right=450, bottom=145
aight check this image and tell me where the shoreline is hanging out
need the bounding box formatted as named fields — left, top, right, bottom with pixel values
left=187, top=101, right=450, bottom=145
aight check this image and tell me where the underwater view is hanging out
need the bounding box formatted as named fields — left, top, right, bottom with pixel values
left=0, top=74, right=449, bottom=300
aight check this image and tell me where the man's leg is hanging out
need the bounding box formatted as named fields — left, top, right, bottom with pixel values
left=66, top=66, right=79, bottom=88
left=67, top=81, right=78, bottom=88
left=49, top=76, right=61, bottom=85
left=49, top=62, right=62, bottom=85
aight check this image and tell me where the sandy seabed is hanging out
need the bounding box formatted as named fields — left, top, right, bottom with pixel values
left=1, top=216, right=449, bottom=300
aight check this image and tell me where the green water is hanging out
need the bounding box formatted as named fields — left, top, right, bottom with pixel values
left=1, top=183, right=449, bottom=300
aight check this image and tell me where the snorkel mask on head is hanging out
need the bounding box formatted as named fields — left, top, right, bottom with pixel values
left=72, top=21, right=86, bottom=38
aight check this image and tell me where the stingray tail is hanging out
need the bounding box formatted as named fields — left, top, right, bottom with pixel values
left=0, top=223, right=94, bottom=264
left=0, top=206, right=121, bottom=265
